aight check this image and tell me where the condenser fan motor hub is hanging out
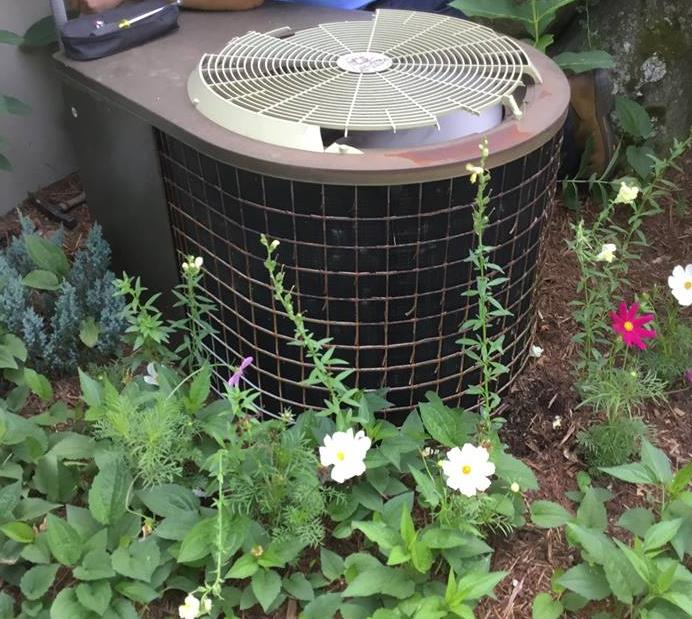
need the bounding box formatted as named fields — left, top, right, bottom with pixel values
left=336, top=51, right=393, bottom=73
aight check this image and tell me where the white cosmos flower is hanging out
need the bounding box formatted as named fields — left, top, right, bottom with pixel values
left=319, top=428, right=371, bottom=483
left=529, top=345, right=544, bottom=359
left=179, top=594, right=201, bottom=619
left=668, top=264, right=692, bottom=307
left=614, top=181, right=640, bottom=205
left=143, top=362, right=158, bottom=386
left=440, top=443, right=495, bottom=497
left=596, top=243, right=617, bottom=263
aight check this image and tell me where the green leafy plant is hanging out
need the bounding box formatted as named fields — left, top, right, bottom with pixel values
left=448, top=0, right=613, bottom=71
left=531, top=442, right=692, bottom=618
left=0, top=217, right=125, bottom=374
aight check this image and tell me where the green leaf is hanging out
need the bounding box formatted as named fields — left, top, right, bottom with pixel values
left=78, top=369, right=101, bottom=409
left=566, top=523, right=612, bottom=563
left=617, top=508, right=655, bottom=538
left=615, top=96, right=653, bottom=139
left=456, top=571, right=506, bottom=601
left=669, top=462, right=692, bottom=497
left=25, top=235, right=69, bottom=276
left=399, top=505, right=416, bottom=547
left=0, top=95, right=31, bottom=116
left=576, top=488, right=607, bottom=531
left=252, top=569, right=282, bottom=612
left=553, top=50, right=614, bottom=74
left=613, top=540, right=650, bottom=584
left=115, top=580, right=159, bottom=604
left=178, top=516, right=217, bottom=563
left=186, top=364, right=211, bottom=411
left=0, top=334, right=27, bottom=364
left=111, top=537, right=160, bottom=582
left=0, top=480, right=22, bottom=518
left=0, top=592, right=15, bottom=617
left=303, top=593, right=342, bottom=619
left=600, top=462, right=656, bottom=484
left=408, top=466, right=440, bottom=508
left=386, top=545, right=411, bottom=566
left=642, top=519, right=683, bottom=552
left=48, top=433, right=95, bottom=460
left=0, top=521, right=35, bottom=543
left=137, top=484, right=200, bottom=519
left=50, top=587, right=84, bottom=619
left=283, top=573, right=314, bottom=601
left=226, top=554, right=259, bottom=579
left=22, top=269, right=60, bottom=291
left=320, top=547, right=344, bottom=581
left=23, top=369, right=53, bottom=402
left=556, top=563, right=611, bottom=601
left=531, top=501, right=572, bottom=528
left=342, top=566, right=415, bottom=599
left=22, top=15, right=58, bottom=48
left=0, top=30, right=23, bottom=45
left=449, top=0, right=532, bottom=28
left=259, top=538, right=306, bottom=568
left=88, top=459, right=130, bottom=525
left=663, top=592, right=692, bottom=616
left=73, top=549, right=115, bottom=581
left=75, top=581, right=111, bottom=615
left=532, top=592, right=563, bottom=619
left=352, top=520, right=400, bottom=553
left=640, top=440, right=673, bottom=484
left=602, top=551, right=636, bottom=604
left=418, top=393, right=469, bottom=447
left=494, top=451, right=539, bottom=490
left=79, top=318, right=100, bottom=349
left=626, top=145, right=656, bottom=180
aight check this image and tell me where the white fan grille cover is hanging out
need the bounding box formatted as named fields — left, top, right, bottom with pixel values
left=188, top=9, right=541, bottom=150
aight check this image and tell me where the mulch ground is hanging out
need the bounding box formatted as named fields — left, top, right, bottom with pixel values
left=1, top=156, right=690, bottom=618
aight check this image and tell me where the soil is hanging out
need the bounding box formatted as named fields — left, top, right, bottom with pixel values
left=1, top=156, right=690, bottom=618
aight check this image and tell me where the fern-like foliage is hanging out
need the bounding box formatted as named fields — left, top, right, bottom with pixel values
left=0, top=215, right=126, bottom=374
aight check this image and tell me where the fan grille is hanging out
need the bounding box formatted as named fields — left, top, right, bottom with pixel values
left=192, top=9, right=540, bottom=135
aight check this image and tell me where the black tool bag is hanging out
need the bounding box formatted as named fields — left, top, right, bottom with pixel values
left=60, top=0, right=179, bottom=61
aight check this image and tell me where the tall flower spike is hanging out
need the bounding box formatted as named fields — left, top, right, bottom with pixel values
left=610, top=302, right=656, bottom=350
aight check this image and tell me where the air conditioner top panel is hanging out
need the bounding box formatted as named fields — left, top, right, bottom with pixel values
left=188, top=9, right=541, bottom=148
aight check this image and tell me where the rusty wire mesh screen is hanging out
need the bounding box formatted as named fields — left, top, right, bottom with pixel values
left=157, top=131, right=562, bottom=420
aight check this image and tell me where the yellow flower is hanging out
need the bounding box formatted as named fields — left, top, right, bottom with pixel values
left=465, top=163, right=484, bottom=184
left=614, top=181, right=640, bottom=205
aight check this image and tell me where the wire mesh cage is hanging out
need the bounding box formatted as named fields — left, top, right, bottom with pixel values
left=157, top=129, right=563, bottom=420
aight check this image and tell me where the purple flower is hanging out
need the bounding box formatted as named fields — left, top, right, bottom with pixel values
left=685, top=369, right=692, bottom=385
left=228, top=356, right=253, bottom=388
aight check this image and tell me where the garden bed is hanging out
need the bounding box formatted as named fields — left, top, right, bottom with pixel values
left=0, top=153, right=690, bottom=618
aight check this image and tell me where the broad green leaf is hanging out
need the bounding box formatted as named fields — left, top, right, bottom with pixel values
left=617, top=508, right=654, bottom=538
left=531, top=501, right=572, bottom=528
left=0, top=30, right=22, bottom=45
left=111, top=537, right=160, bottom=582
left=342, top=566, right=415, bottom=599
left=88, top=459, right=131, bottom=525
left=418, top=393, right=469, bottom=447
left=626, top=145, right=656, bottom=180
left=320, top=547, right=344, bottom=581
left=0, top=333, right=27, bottom=362
left=22, top=269, right=60, bottom=291
left=602, top=551, right=637, bottom=604
left=352, top=520, right=400, bottom=553
left=556, top=563, right=610, bottom=601
left=0, top=521, right=35, bottom=543
left=566, top=523, right=612, bottom=563
left=0, top=480, right=22, bottom=517
left=78, top=369, right=102, bottom=408
left=449, top=0, right=532, bottom=28
left=115, top=580, right=159, bottom=604
left=554, top=50, right=614, bottom=74
left=494, top=451, right=539, bottom=490
left=532, top=592, right=563, bottom=619
left=73, top=549, right=115, bottom=581
left=226, top=554, right=259, bottom=579
left=456, top=571, right=506, bottom=601
left=408, top=466, right=440, bottom=508
left=663, top=592, right=692, bottom=616
left=303, top=592, right=342, bottom=619
left=50, top=587, right=83, bottom=619
left=0, top=95, right=31, bottom=116
left=33, top=454, right=77, bottom=503
left=48, top=433, right=95, bottom=460
left=642, top=519, right=683, bottom=552
left=75, top=581, right=111, bottom=615
left=283, top=572, right=314, bottom=601
left=137, top=484, right=200, bottom=519
left=615, top=96, right=653, bottom=139
left=600, top=462, right=656, bottom=485
left=399, top=505, right=416, bottom=547
left=79, top=318, right=100, bottom=348
left=613, top=539, right=651, bottom=584
left=22, top=15, right=58, bottom=48
left=20, top=563, right=59, bottom=601
left=23, top=369, right=53, bottom=402
left=670, top=462, right=692, bottom=497
left=251, top=569, right=282, bottom=612
left=0, top=592, right=14, bottom=617
left=386, top=544, right=411, bottom=566
left=25, top=235, right=69, bottom=276
left=576, top=488, right=607, bottom=531
left=640, top=440, right=673, bottom=484
left=259, top=538, right=306, bottom=568
left=186, top=364, right=211, bottom=411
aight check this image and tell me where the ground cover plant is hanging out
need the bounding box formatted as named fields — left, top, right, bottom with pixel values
left=0, top=136, right=690, bottom=619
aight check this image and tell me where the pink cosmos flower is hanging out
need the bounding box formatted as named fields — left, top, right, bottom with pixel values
left=228, top=356, right=253, bottom=388
left=610, top=302, right=656, bottom=350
